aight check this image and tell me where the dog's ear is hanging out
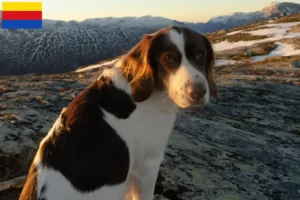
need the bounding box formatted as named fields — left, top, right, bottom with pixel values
left=203, top=36, right=218, bottom=98
left=122, top=34, right=154, bottom=102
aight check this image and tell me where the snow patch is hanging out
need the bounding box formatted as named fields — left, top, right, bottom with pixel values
left=252, top=42, right=300, bottom=62
left=215, top=59, right=240, bottom=67
left=208, top=2, right=300, bottom=28
left=75, top=59, right=118, bottom=73
left=226, top=30, right=243, bottom=36
left=209, top=16, right=229, bottom=24
left=215, top=22, right=300, bottom=51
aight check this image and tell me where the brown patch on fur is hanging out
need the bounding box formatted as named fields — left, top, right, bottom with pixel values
left=62, top=77, right=115, bottom=132
left=121, top=35, right=155, bottom=102
left=62, top=81, right=103, bottom=132
left=62, top=75, right=136, bottom=131
left=19, top=164, right=37, bottom=200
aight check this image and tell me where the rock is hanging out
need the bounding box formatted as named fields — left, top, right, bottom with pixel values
left=23, top=129, right=35, bottom=136
left=1, top=60, right=300, bottom=200
left=290, top=60, right=300, bottom=68
left=245, top=50, right=252, bottom=57
left=154, top=195, right=169, bottom=200
left=1, top=90, right=29, bottom=98
left=217, top=29, right=226, bottom=35
left=280, top=13, right=287, bottom=17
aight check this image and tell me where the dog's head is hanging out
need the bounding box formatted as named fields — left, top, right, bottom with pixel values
left=121, top=26, right=218, bottom=108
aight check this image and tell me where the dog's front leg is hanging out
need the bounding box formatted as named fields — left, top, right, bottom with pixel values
left=133, top=155, right=163, bottom=200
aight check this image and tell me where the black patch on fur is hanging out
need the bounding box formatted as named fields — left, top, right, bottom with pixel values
left=172, top=26, right=183, bottom=34
left=98, top=76, right=137, bottom=119
left=147, top=31, right=182, bottom=89
left=27, top=78, right=134, bottom=193
left=39, top=185, right=47, bottom=199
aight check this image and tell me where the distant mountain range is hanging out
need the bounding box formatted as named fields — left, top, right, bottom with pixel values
left=0, top=1, right=300, bottom=75
left=186, top=2, right=300, bottom=33
left=0, top=16, right=184, bottom=75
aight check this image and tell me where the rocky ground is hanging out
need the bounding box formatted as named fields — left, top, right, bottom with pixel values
left=0, top=56, right=300, bottom=200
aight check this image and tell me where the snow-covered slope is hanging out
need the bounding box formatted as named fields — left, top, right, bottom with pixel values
left=199, top=2, right=300, bottom=33
left=78, top=19, right=300, bottom=71
left=82, top=15, right=185, bottom=28
left=209, top=11, right=261, bottom=24
left=214, top=20, right=300, bottom=66
left=1, top=2, right=300, bottom=75
left=0, top=17, right=183, bottom=75
left=252, top=41, right=300, bottom=62
left=209, top=2, right=300, bottom=24
left=215, top=22, right=300, bottom=51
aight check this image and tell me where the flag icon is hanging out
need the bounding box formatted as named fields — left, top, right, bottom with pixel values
left=2, top=2, right=42, bottom=29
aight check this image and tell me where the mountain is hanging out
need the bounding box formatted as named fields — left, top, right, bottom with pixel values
left=2, top=19, right=300, bottom=200
left=182, top=22, right=206, bottom=33
left=82, top=15, right=186, bottom=28
left=1, top=2, right=300, bottom=75
left=0, top=16, right=184, bottom=75
left=186, top=2, right=300, bottom=33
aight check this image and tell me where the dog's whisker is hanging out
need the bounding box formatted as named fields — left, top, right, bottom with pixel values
left=164, top=95, right=170, bottom=102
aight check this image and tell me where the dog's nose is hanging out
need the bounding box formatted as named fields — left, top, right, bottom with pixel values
left=186, top=82, right=206, bottom=101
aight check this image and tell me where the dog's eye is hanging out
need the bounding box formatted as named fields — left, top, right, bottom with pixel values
left=163, top=54, right=176, bottom=65
left=195, top=50, right=205, bottom=60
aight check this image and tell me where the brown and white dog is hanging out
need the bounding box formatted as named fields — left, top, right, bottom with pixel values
left=19, top=26, right=218, bottom=200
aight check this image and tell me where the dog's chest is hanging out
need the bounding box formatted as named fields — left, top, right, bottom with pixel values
left=103, top=92, right=177, bottom=163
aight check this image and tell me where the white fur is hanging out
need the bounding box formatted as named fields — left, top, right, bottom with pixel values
left=102, top=87, right=177, bottom=200
left=168, top=30, right=210, bottom=108
left=33, top=108, right=66, bottom=166
left=98, top=63, right=132, bottom=95
left=38, top=167, right=131, bottom=200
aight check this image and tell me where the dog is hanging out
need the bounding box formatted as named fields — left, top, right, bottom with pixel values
left=19, top=26, right=218, bottom=200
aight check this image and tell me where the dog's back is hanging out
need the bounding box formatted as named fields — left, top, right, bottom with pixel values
left=19, top=68, right=177, bottom=200
left=19, top=74, right=138, bottom=200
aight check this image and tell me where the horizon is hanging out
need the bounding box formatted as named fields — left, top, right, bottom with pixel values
left=1, top=0, right=300, bottom=23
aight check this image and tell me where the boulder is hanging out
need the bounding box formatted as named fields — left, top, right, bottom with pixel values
left=290, top=60, right=300, bottom=68
left=1, top=65, right=300, bottom=200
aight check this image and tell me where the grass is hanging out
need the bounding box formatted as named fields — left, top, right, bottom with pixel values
left=244, top=26, right=274, bottom=32
left=227, top=33, right=268, bottom=43
left=248, top=42, right=278, bottom=56
left=289, top=24, right=300, bottom=33
left=207, top=13, right=300, bottom=44
left=227, top=54, right=247, bottom=61
left=254, top=54, right=300, bottom=65
left=206, top=32, right=227, bottom=43
left=207, top=32, right=268, bottom=44
left=275, top=13, right=300, bottom=24
left=215, top=41, right=277, bottom=62
left=280, top=38, right=300, bottom=50
left=228, top=21, right=268, bottom=33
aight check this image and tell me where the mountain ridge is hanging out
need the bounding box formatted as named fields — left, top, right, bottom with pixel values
left=0, top=2, right=300, bottom=75
left=1, top=2, right=299, bottom=32
left=201, top=2, right=300, bottom=32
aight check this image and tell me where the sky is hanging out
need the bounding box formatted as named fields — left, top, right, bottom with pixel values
left=1, top=0, right=300, bottom=22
